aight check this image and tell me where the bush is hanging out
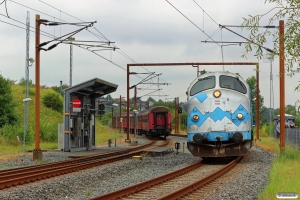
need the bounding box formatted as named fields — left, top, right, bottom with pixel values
left=42, top=91, right=63, bottom=112
left=40, top=121, right=58, bottom=142
left=29, top=88, right=35, bottom=96
left=260, top=124, right=269, bottom=137
left=295, top=116, right=300, bottom=127
left=0, top=75, right=19, bottom=128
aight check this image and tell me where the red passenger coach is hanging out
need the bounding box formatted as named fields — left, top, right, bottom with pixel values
left=113, top=106, right=172, bottom=139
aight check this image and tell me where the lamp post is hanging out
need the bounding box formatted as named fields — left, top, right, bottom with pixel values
left=24, top=58, right=34, bottom=153
left=67, top=37, right=75, bottom=87
left=112, top=103, right=118, bottom=147
left=23, top=97, right=32, bottom=152
left=133, top=109, right=138, bottom=138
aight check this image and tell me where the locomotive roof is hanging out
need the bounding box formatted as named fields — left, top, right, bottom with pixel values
left=197, top=71, right=246, bottom=81
left=187, top=71, right=248, bottom=91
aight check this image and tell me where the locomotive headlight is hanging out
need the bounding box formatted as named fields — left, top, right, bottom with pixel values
left=192, top=115, right=199, bottom=121
left=213, top=90, right=221, bottom=98
left=237, top=113, right=243, bottom=119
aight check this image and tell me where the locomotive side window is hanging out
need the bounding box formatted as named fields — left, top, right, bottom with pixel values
left=219, top=75, right=247, bottom=94
left=190, top=76, right=215, bottom=96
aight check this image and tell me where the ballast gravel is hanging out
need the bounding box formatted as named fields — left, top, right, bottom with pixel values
left=0, top=137, right=275, bottom=200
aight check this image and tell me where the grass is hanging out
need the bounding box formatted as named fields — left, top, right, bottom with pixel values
left=254, top=136, right=300, bottom=199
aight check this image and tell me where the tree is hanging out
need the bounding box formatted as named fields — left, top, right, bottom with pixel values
left=274, top=104, right=296, bottom=115
left=146, top=97, right=156, bottom=103
left=51, top=84, right=69, bottom=95
left=18, top=77, right=34, bottom=87
left=0, top=75, right=19, bottom=127
left=242, top=1, right=300, bottom=90
left=42, top=91, right=63, bottom=112
left=246, top=76, right=266, bottom=125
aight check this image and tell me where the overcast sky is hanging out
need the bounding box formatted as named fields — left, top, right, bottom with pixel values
left=1, top=0, right=298, bottom=108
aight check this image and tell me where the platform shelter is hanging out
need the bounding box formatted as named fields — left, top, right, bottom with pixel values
left=59, top=78, right=118, bottom=152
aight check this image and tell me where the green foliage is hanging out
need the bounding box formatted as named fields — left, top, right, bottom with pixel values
left=295, top=116, right=300, bottom=127
left=258, top=140, right=300, bottom=199
left=51, top=84, right=69, bottom=95
left=180, top=113, right=187, bottom=131
left=18, top=77, right=34, bottom=87
left=0, top=75, right=19, bottom=128
left=40, top=120, right=58, bottom=142
left=0, top=124, right=34, bottom=145
left=28, top=88, right=35, bottom=96
left=285, top=104, right=297, bottom=115
left=274, top=104, right=297, bottom=116
left=99, top=113, right=113, bottom=127
left=153, top=101, right=175, bottom=109
left=42, top=91, right=63, bottom=112
left=241, top=1, right=300, bottom=89
left=200, top=69, right=207, bottom=75
left=147, top=97, right=156, bottom=103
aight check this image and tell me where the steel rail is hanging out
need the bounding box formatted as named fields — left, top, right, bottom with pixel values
left=0, top=140, right=154, bottom=177
left=0, top=139, right=169, bottom=189
left=158, top=156, right=242, bottom=199
left=90, top=156, right=241, bottom=200
left=0, top=150, right=150, bottom=189
left=90, top=161, right=203, bottom=200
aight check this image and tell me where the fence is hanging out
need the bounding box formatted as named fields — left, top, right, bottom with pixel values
left=274, top=128, right=300, bottom=150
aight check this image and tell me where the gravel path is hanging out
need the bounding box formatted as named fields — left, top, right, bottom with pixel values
left=0, top=137, right=275, bottom=200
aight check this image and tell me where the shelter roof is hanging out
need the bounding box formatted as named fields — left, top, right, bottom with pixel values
left=64, top=78, right=118, bottom=98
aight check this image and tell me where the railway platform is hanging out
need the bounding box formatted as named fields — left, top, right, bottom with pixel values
left=143, top=146, right=173, bottom=157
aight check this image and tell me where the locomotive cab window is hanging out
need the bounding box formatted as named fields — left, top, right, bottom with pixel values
left=219, top=75, right=247, bottom=94
left=190, top=76, right=215, bottom=96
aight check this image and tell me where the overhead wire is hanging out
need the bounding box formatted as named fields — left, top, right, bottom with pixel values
left=192, top=0, right=218, bottom=26
left=3, top=0, right=171, bottom=98
left=0, top=0, right=10, bottom=18
left=36, top=0, right=170, bottom=87
left=166, top=0, right=221, bottom=47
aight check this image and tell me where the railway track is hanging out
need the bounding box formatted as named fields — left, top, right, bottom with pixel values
left=90, top=156, right=242, bottom=200
left=0, top=139, right=169, bottom=190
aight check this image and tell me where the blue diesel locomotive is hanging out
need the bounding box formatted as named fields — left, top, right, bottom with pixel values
left=186, top=71, right=253, bottom=157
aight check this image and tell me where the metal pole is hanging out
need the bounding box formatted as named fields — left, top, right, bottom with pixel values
left=34, top=14, right=42, bottom=161
left=24, top=11, right=30, bottom=153
left=23, top=101, right=26, bottom=152
left=111, top=106, right=114, bottom=128
left=70, top=44, right=73, bottom=86
left=279, top=20, right=285, bottom=153
left=119, top=95, right=121, bottom=133
left=175, top=97, right=179, bottom=133
left=35, top=14, right=40, bottom=150
left=115, top=115, right=117, bottom=147
left=134, top=86, right=137, bottom=110
left=126, top=65, right=130, bottom=141
left=256, top=64, right=260, bottom=140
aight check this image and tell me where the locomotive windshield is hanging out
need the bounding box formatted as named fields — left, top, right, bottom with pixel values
left=190, top=76, right=215, bottom=96
left=219, top=75, right=247, bottom=94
